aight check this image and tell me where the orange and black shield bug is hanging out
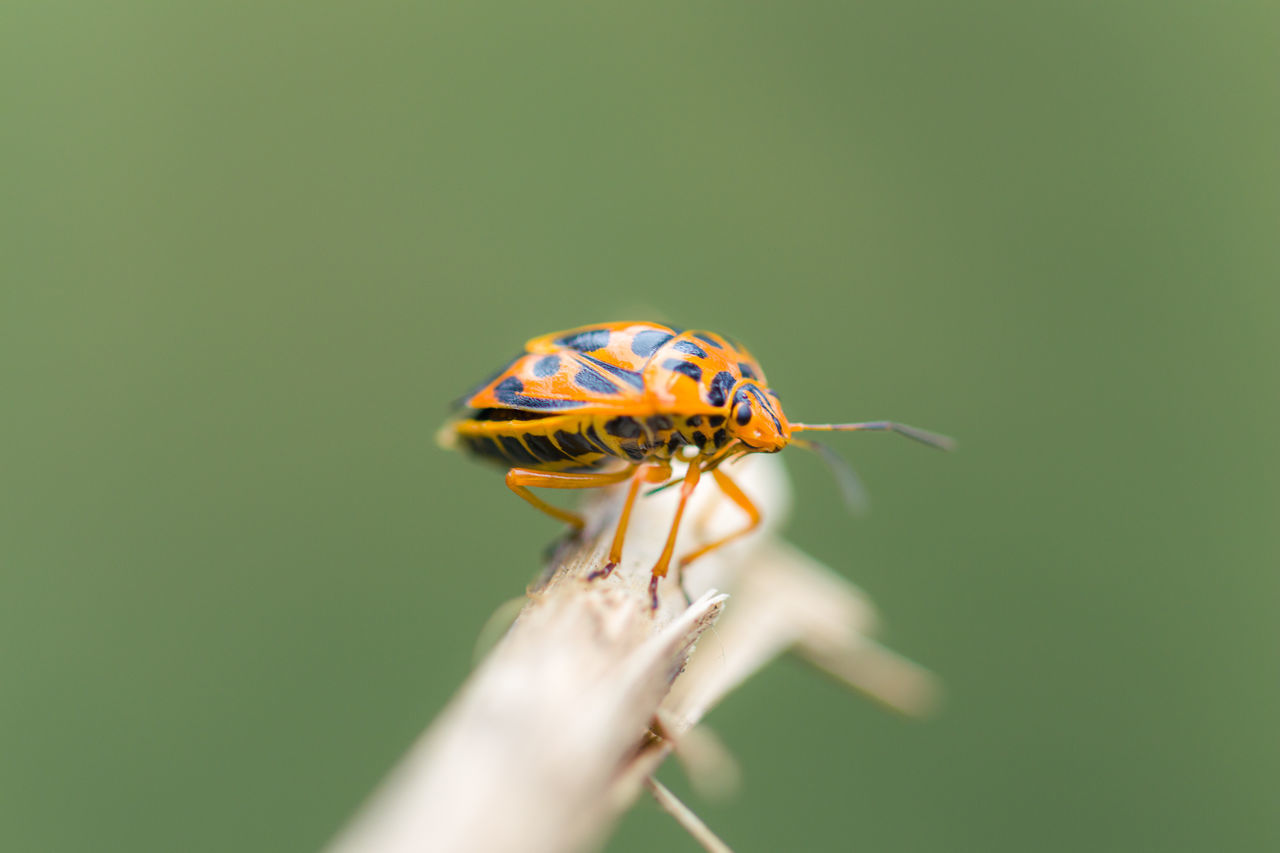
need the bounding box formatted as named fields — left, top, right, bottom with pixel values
left=440, top=321, right=953, bottom=609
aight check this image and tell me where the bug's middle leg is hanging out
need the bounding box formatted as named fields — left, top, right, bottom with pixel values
left=587, top=461, right=672, bottom=581
left=505, top=466, right=636, bottom=530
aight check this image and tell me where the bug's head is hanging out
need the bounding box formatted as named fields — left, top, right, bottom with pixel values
left=727, top=382, right=791, bottom=452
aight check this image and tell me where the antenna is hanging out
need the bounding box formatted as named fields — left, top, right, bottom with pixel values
left=790, top=421, right=956, bottom=452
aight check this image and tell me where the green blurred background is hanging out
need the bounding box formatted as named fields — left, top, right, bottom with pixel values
left=5, top=2, right=1278, bottom=851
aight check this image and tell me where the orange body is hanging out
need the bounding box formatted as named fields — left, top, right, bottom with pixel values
left=443, top=321, right=952, bottom=609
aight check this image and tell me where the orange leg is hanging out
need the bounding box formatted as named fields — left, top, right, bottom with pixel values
left=505, top=467, right=636, bottom=530
left=587, top=461, right=672, bottom=582
left=677, top=468, right=761, bottom=569
left=647, top=460, right=704, bottom=609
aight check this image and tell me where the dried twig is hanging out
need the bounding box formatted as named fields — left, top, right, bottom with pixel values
left=327, top=455, right=936, bottom=853
left=645, top=777, right=734, bottom=853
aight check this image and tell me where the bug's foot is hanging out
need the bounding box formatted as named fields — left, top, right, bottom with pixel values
left=586, top=561, right=617, bottom=582
left=648, top=575, right=660, bottom=611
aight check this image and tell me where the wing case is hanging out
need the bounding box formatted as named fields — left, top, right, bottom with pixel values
left=463, top=321, right=683, bottom=415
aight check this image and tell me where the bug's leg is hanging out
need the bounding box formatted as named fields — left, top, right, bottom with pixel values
left=588, top=461, right=672, bottom=581
left=587, top=471, right=644, bottom=581
left=647, top=460, right=704, bottom=610
left=504, top=467, right=636, bottom=531
left=676, top=467, right=761, bottom=570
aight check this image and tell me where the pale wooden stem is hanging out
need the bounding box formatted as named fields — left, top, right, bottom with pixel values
left=645, top=777, right=734, bottom=853
left=327, top=455, right=934, bottom=853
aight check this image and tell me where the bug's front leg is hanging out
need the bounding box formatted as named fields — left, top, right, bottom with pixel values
left=504, top=467, right=637, bottom=530
left=587, top=460, right=673, bottom=582
left=677, top=467, right=761, bottom=569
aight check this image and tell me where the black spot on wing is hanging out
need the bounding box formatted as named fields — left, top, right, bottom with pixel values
left=604, top=416, right=642, bottom=439
left=514, top=396, right=587, bottom=411
left=574, top=367, right=619, bottom=395
left=738, top=362, right=757, bottom=380
left=579, top=353, right=645, bottom=390
left=557, top=328, right=611, bottom=352
left=692, top=332, right=722, bottom=349
left=631, top=329, right=674, bottom=358
left=666, top=433, right=687, bottom=452
left=498, top=435, right=540, bottom=466
left=707, top=371, right=736, bottom=407
left=533, top=355, right=560, bottom=377
left=686, top=415, right=702, bottom=427
left=494, top=376, right=525, bottom=404
left=493, top=375, right=588, bottom=411
left=663, top=358, right=702, bottom=382
left=708, top=415, right=725, bottom=428
left=712, top=428, right=728, bottom=447
left=673, top=339, right=708, bottom=358
left=691, top=430, right=708, bottom=448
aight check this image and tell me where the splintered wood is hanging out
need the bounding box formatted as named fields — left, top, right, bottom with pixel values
left=328, top=455, right=938, bottom=853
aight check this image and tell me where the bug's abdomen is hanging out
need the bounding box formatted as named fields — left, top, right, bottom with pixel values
left=453, top=409, right=651, bottom=471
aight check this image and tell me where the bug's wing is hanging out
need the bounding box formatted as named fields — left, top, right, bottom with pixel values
left=525, top=321, right=683, bottom=372
left=463, top=349, right=648, bottom=414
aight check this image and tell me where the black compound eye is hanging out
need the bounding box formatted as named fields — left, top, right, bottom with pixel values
left=735, top=401, right=752, bottom=426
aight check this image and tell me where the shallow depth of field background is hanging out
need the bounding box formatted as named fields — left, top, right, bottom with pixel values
left=5, top=3, right=1278, bottom=851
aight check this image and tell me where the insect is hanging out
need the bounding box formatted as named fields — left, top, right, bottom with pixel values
left=441, top=321, right=953, bottom=609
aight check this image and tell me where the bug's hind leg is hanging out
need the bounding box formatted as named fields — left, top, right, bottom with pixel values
left=587, top=461, right=672, bottom=581
left=505, top=467, right=636, bottom=532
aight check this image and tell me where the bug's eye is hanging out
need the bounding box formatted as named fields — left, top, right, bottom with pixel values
left=735, top=400, right=752, bottom=426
